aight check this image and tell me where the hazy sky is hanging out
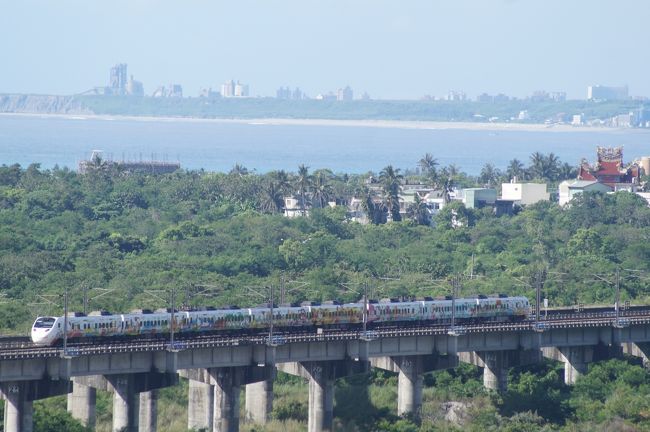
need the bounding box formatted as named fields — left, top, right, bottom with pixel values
left=1, top=0, right=648, bottom=99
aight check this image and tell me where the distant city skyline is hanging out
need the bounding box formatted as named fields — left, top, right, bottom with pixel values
left=1, top=0, right=649, bottom=99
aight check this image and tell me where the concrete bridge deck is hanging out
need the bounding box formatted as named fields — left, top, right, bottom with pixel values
left=1, top=309, right=650, bottom=432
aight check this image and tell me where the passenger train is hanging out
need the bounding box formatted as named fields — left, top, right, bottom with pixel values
left=31, top=295, right=531, bottom=346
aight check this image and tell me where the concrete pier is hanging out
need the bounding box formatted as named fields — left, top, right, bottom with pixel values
left=480, top=351, right=507, bottom=392
left=3, top=394, right=32, bottom=432
left=245, top=379, right=273, bottom=424
left=67, top=380, right=96, bottom=429
left=1, top=380, right=70, bottom=432
left=560, top=346, right=592, bottom=385
left=108, top=375, right=139, bottom=432
left=306, top=363, right=334, bottom=432
left=139, top=390, right=158, bottom=432
left=396, top=357, right=423, bottom=417
left=211, top=368, right=242, bottom=432
left=278, top=360, right=368, bottom=432
left=372, top=354, right=456, bottom=418
left=188, top=379, right=214, bottom=431
left=623, top=342, right=650, bottom=367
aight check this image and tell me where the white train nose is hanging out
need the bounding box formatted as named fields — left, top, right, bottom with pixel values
left=31, top=328, right=54, bottom=346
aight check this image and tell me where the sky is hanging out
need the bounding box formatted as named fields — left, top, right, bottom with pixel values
left=1, top=0, right=649, bottom=100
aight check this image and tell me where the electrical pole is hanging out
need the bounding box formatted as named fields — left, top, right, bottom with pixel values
left=269, top=285, right=274, bottom=345
left=362, top=281, right=368, bottom=337
left=170, top=288, right=176, bottom=350
left=82, top=283, right=88, bottom=315
left=280, top=274, right=286, bottom=306
left=470, top=254, right=475, bottom=280
left=63, top=285, right=68, bottom=356
left=615, top=267, right=621, bottom=323
left=535, top=271, right=542, bottom=325
left=450, top=276, right=457, bottom=331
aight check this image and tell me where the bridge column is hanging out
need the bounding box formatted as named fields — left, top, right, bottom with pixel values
left=139, top=390, right=158, bottom=432
left=188, top=379, right=213, bottom=431
left=278, top=360, right=369, bottom=432
left=560, top=346, right=592, bottom=385
left=396, top=357, right=423, bottom=417
left=245, top=378, right=273, bottom=424
left=67, top=380, right=96, bottom=429
left=1, top=379, right=71, bottom=432
left=481, top=351, right=507, bottom=392
left=210, top=368, right=242, bottom=432
left=623, top=342, right=650, bottom=367
left=108, top=374, right=139, bottom=432
left=306, top=362, right=335, bottom=432
left=459, top=350, right=541, bottom=392
left=3, top=385, right=33, bottom=432
left=371, top=354, right=457, bottom=419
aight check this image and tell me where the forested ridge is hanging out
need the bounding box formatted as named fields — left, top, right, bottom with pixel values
left=2, top=160, right=650, bottom=431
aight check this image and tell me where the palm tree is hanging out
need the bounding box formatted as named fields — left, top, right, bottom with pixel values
left=418, top=153, right=438, bottom=173
left=528, top=152, right=560, bottom=181
left=528, top=152, right=546, bottom=179
left=440, top=164, right=460, bottom=178
left=546, top=153, right=561, bottom=181
left=311, top=171, right=334, bottom=208
left=379, top=165, right=403, bottom=221
left=259, top=181, right=284, bottom=214
left=361, top=189, right=387, bottom=224
left=229, top=163, right=249, bottom=177
left=440, top=176, right=454, bottom=204
left=295, top=164, right=311, bottom=216
left=409, top=194, right=430, bottom=225
left=270, top=170, right=292, bottom=195
left=558, top=162, right=577, bottom=181
left=506, top=159, right=526, bottom=181
left=479, top=163, right=502, bottom=187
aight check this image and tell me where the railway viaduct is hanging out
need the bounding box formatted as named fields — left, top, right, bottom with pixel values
left=2, top=310, right=650, bottom=432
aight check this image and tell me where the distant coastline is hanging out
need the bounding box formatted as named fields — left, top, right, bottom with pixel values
left=0, top=112, right=626, bottom=133
left=1, top=93, right=646, bottom=133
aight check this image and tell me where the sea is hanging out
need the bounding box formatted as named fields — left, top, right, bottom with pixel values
left=1, top=114, right=650, bottom=175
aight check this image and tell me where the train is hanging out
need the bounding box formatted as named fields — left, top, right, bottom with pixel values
left=31, top=295, right=531, bottom=346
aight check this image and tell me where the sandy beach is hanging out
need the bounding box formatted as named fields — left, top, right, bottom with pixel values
left=0, top=112, right=624, bottom=133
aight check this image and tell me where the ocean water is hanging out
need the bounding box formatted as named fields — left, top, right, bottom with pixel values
left=1, top=115, right=649, bottom=175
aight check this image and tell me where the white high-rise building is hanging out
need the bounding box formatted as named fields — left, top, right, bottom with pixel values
left=221, top=80, right=235, bottom=98
left=234, top=81, right=249, bottom=97
left=587, top=85, right=629, bottom=101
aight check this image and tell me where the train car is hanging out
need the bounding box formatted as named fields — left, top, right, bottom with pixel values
left=31, top=295, right=531, bottom=346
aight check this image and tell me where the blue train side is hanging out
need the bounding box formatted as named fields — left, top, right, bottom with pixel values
left=31, top=295, right=530, bottom=346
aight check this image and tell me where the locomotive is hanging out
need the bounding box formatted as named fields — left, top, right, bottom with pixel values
left=31, top=295, right=530, bottom=346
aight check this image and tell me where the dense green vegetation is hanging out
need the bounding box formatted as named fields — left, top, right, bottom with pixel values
left=78, top=95, right=646, bottom=124
left=2, top=160, right=650, bottom=431
left=1, top=160, right=649, bottom=330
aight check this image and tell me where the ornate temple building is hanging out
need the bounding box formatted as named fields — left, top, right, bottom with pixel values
left=559, top=147, right=643, bottom=205
left=577, top=146, right=641, bottom=188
